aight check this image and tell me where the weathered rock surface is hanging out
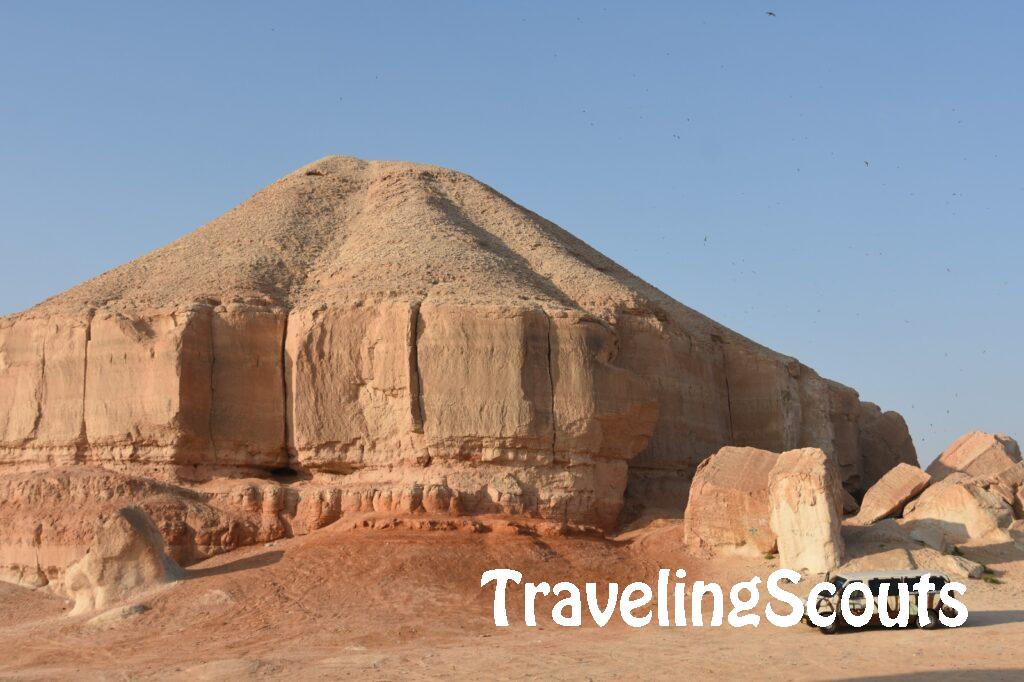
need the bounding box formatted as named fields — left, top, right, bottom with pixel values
left=840, top=488, right=860, bottom=516
left=767, top=448, right=844, bottom=573
left=0, top=156, right=917, bottom=571
left=857, top=402, right=919, bottom=491
left=0, top=468, right=292, bottom=586
left=840, top=519, right=983, bottom=579
left=1011, top=519, right=1024, bottom=543
left=64, top=507, right=184, bottom=614
left=926, top=431, right=1021, bottom=483
left=985, top=462, right=1024, bottom=518
left=683, top=446, right=780, bottom=555
left=903, top=477, right=1014, bottom=551
left=854, top=463, right=931, bottom=524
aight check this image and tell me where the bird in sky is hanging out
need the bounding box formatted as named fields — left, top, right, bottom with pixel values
left=766, top=11, right=776, bottom=17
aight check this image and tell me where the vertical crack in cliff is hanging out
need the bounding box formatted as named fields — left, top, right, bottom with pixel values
left=713, top=334, right=735, bottom=442
left=545, top=312, right=557, bottom=457
left=280, top=310, right=293, bottom=463
left=409, top=301, right=424, bottom=433
left=75, top=312, right=94, bottom=464
left=28, top=332, right=46, bottom=442
left=207, top=309, right=217, bottom=456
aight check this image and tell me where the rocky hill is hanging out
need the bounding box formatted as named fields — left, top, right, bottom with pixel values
left=0, top=156, right=917, bottom=559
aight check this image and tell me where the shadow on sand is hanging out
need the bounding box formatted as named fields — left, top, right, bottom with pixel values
left=184, top=550, right=284, bottom=579
left=849, top=671, right=1024, bottom=681
left=818, top=608, right=1024, bottom=636
left=959, top=609, right=1024, bottom=629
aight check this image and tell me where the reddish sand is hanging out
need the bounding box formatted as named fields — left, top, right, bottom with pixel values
left=1, top=520, right=1022, bottom=680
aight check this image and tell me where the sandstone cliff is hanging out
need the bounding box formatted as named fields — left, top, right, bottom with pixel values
left=0, top=156, right=917, bottom=552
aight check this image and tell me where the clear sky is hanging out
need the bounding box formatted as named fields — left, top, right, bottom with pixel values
left=1, top=2, right=1020, bottom=465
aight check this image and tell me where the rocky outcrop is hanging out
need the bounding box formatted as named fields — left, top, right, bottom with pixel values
left=854, top=463, right=931, bottom=524
left=903, top=476, right=1014, bottom=551
left=683, top=446, right=780, bottom=555
left=64, top=507, right=184, bottom=615
left=0, top=468, right=293, bottom=586
left=767, top=448, right=844, bottom=573
left=0, top=156, right=917, bottom=558
left=926, top=431, right=1021, bottom=482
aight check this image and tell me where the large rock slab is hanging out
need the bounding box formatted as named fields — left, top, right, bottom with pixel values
left=64, top=507, right=184, bottom=614
left=768, top=448, right=844, bottom=573
left=683, top=446, right=779, bottom=555
left=903, top=476, right=1014, bottom=551
left=926, top=431, right=1021, bottom=482
left=854, top=463, right=931, bottom=524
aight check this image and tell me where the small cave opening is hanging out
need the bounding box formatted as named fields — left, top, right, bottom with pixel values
left=269, top=466, right=300, bottom=482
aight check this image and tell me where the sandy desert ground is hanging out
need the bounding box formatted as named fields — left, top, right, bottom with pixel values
left=1, top=517, right=1021, bottom=681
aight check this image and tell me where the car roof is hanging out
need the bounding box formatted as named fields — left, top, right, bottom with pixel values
left=831, top=570, right=950, bottom=581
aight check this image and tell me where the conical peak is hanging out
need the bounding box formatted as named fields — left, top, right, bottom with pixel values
left=10, top=156, right=745, bottom=356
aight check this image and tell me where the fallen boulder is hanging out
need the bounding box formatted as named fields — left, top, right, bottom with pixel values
left=768, top=448, right=844, bottom=573
left=683, top=446, right=779, bottom=556
left=926, top=431, right=1021, bottom=482
left=64, top=507, right=184, bottom=615
left=854, top=463, right=931, bottom=524
left=902, top=477, right=1014, bottom=552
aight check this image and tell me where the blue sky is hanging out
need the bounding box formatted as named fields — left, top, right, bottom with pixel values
left=1, top=2, right=1020, bottom=464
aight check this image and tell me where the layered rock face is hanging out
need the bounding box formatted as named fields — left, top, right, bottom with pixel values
left=0, top=157, right=916, bottom=552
